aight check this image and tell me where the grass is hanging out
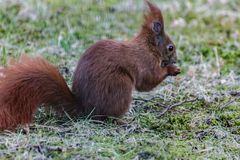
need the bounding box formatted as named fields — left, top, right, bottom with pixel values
left=0, top=0, right=239, bottom=159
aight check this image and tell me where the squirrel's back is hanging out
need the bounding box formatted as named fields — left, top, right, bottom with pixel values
left=72, top=40, right=135, bottom=119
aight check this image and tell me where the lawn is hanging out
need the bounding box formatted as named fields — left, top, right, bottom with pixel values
left=0, top=0, right=239, bottom=159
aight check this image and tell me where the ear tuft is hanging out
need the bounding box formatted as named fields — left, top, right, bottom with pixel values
left=142, top=0, right=165, bottom=34
left=145, top=0, right=161, bottom=14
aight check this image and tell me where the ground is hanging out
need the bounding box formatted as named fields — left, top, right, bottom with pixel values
left=0, top=0, right=239, bottom=159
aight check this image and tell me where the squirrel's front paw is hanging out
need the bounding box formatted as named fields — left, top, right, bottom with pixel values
left=167, top=64, right=181, bottom=76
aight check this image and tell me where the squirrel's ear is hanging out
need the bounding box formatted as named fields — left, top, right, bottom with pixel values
left=145, top=0, right=161, bottom=14
left=144, top=0, right=164, bottom=34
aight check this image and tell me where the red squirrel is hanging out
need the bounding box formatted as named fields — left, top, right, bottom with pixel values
left=0, top=0, right=180, bottom=131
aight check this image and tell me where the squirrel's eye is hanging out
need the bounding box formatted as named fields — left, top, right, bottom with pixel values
left=167, top=44, right=174, bottom=52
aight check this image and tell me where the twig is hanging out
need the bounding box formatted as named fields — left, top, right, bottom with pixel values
left=133, top=97, right=158, bottom=103
left=32, top=124, right=63, bottom=131
left=133, top=97, right=165, bottom=107
left=219, top=97, right=239, bottom=109
left=157, top=98, right=199, bottom=117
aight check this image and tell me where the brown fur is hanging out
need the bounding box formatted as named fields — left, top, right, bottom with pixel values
left=0, top=56, right=76, bottom=130
left=0, top=0, right=180, bottom=131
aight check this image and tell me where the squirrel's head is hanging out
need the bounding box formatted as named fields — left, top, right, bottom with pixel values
left=142, top=0, right=177, bottom=67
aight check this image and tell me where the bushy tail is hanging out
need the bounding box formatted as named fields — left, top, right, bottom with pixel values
left=0, top=56, right=76, bottom=131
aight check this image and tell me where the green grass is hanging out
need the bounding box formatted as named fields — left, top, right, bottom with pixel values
left=0, top=0, right=239, bottom=159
